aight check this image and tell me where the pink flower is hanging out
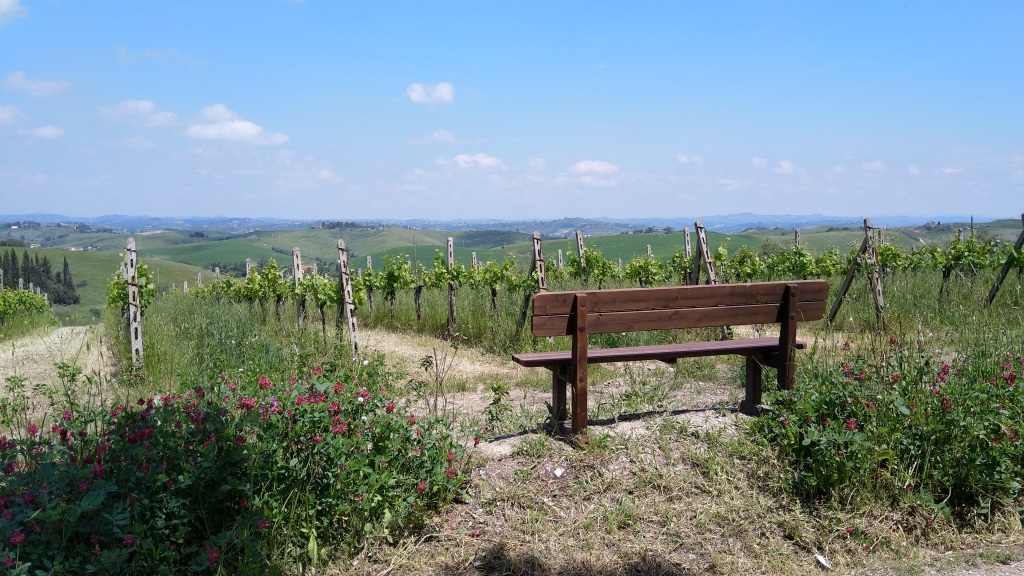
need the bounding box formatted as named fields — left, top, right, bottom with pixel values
left=447, top=450, right=455, bottom=462
left=446, top=467, right=457, bottom=479
left=62, top=409, right=73, bottom=421
left=845, top=526, right=855, bottom=534
left=407, top=414, right=417, bottom=425
left=9, top=530, right=25, bottom=547
left=123, top=534, right=137, bottom=547
left=845, top=418, right=857, bottom=431
left=258, top=375, right=273, bottom=390
left=207, top=548, right=220, bottom=564
left=313, top=365, right=323, bottom=376
left=27, top=424, right=38, bottom=438
left=891, top=374, right=900, bottom=382
left=257, top=517, right=270, bottom=531
left=417, top=481, right=427, bottom=492
left=385, top=401, right=395, bottom=414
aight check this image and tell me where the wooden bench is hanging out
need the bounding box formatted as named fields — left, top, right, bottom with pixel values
left=512, top=280, right=829, bottom=434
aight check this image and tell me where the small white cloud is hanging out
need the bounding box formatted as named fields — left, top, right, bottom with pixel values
left=579, top=175, right=617, bottom=187
left=718, top=179, right=740, bottom=190
left=773, top=160, right=805, bottom=176
left=100, top=99, right=176, bottom=127
left=406, top=82, right=454, bottom=104
left=528, top=157, right=546, bottom=171
left=185, top=104, right=287, bottom=145
left=676, top=154, right=703, bottom=165
left=31, top=125, right=63, bottom=139
left=940, top=167, right=962, bottom=175
left=569, top=159, right=619, bottom=174
left=2, top=71, right=72, bottom=97
left=862, top=160, right=886, bottom=172
left=0, top=104, right=25, bottom=124
left=0, top=0, right=26, bottom=26
left=408, top=128, right=457, bottom=145
left=750, top=157, right=767, bottom=168
left=907, top=165, right=920, bottom=176
left=452, top=152, right=505, bottom=169
left=317, top=168, right=341, bottom=182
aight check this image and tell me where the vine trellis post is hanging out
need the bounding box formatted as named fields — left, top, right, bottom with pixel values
left=827, top=218, right=885, bottom=328
left=515, top=231, right=547, bottom=340
left=337, top=239, right=359, bottom=354
left=446, top=237, right=457, bottom=340
left=987, top=212, right=1024, bottom=305
left=292, top=248, right=305, bottom=328
left=125, top=238, right=143, bottom=367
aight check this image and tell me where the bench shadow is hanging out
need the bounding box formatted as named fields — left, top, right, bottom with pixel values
left=489, top=405, right=761, bottom=447
left=436, top=542, right=699, bottom=575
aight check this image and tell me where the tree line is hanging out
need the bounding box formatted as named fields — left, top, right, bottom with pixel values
left=0, top=248, right=81, bottom=305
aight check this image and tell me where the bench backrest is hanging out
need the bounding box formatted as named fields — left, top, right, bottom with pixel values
left=531, top=280, right=829, bottom=337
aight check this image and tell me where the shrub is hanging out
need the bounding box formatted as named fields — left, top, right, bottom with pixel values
left=0, top=355, right=466, bottom=573
left=753, top=336, right=1023, bottom=520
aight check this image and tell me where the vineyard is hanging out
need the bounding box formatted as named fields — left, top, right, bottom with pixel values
left=1, top=219, right=1022, bottom=574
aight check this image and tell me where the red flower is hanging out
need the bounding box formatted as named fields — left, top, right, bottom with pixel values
left=844, top=418, right=857, bottom=431
left=313, top=365, right=323, bottom=376
left=891, top=374, right=900, bottom=382
left=207, top=548, right=220, bottom=564
left=27, top=424, right=38, bottom=437
left=258, top=375, right=273, bottom=390
left=446, top=467, right=457, bottom=479
left=385, top=401, right=395, bottom=414
left=417, top=481, right=427, bottom=492
left=257, top=517, right=270, bottom=531
left=447, top=450, right=455, bottom=462
left=9, top=530, right=25, bottom=547
left=845, top=526, right=855, bottom=534
left=123, top=534, right=137, bottom=548
left=407, top=414, right=417, bottom=425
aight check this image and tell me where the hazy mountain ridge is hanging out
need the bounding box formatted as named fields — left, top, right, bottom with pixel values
left=1, top=213, right=985, bottom=236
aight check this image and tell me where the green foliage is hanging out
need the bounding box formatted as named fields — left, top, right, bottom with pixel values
left=753, top=337, right=1023, bottom=518
left=105, top=258, right=157, bottom=313
left=0, top=358, right=466, bottom=573
left=0, top=289, right=56, bottom=340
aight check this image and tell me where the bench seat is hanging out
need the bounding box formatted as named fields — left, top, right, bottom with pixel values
left=512, top=337, right=806, bottom=368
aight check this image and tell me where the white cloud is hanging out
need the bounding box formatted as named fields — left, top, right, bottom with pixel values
left=676, top=154, right=703, bottom=165
left=31, top=125, right=63, bottom=139
left=861, top=160, right=886, bottom=172
left=940, top=167, right=961, bottom=175
left=0, top=104, right=25, bottom=124
left=100, top=99, right=176, bottom=127
left=832, top=165, right=847, bottom=173
left=528, top=157, right=546, bottom=171
left=907, top=165, right=920, bottom=176
left=317, top=168, right=341, bottom=182
left=0, top=0, right=25, bottom=26
left=2, top=71, right=72, bottom=97
left=408, top=128, right=456, bottom=145
left=185, top=104, right=287, bottom=145
left=569, top=159, right=619, bottom=174
left=773, top=160, right=805, bottom=176
left=750, top=157, right=767, bottom=168
left=452, top=153, right=505, bottom=169
left=406, top=82, right=454, bottom=104
left=579, top=175, right=617, bottom=187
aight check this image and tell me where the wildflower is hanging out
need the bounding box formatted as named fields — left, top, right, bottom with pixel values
left=446, top=467, right=457, bottom=479
left=845, top=526, right=855, bottom=534
left=313, top=365, right=323, bottom=376
left=385, top=401, right=395, bottom=414
left=408, top=414, right=417, bottom=425
left=780, top=416, right=791, bottom=427
left=353, top=494, right=364, bottom=501
left=207, top=548, right=220, bottom=565
left=447, top=450, right=456, bottom=462
left=417, top=481, right=427, bottom=492
left=313, top=435, right=322, bottom=444
left=78, top=479, right=89, bottom=491
left=865, top=401, right=875, bottom=410
left=27, top=424, right=38, bottom=438
left=363, top=360, right=370, bottom=366
left=837, top=451, right=845, bottom=460
left=10, top=530, right=25, bottom=546
left=474, top=436, right=481, bottom=447
left=257, top=517, right=270, bottom=531
left=62, top=409, right=73, bottom=421
left=123, top=534, right=137, bottom=548
left=845, top=418, right=857, bottom=431
left=258, top=375, right=272, bottom=390
left=842, top=340, right=852, bottom=351
left=891, top=374, right=900, bottom=383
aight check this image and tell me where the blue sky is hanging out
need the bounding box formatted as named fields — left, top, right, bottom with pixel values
left=1, top=1, right=1021, bottom=221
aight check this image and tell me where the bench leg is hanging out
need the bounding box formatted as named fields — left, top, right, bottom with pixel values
left=739, top=354, right=764, bottom=416
left=551, top=366, right=569, bottom=425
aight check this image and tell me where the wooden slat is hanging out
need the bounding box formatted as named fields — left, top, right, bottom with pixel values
left=532, top=300, right=826, bottom=337
left=533, top=280, right=828, bottom=316
left=512, top=338, right=806, bottom=368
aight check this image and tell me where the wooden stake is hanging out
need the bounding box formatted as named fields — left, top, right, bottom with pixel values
left=337, top=240, right=360, bottom=354
left=293, top=248, right=304, bottom=328
left=684, top=228, right=692, bottom=259
left=515, top=232, right=546, bottom=339
left=557, top=249, right=564, bottom=270
left=988, top=213, right=1024, bottom=305
left=795, top=229, right=801, bottom=246
left=575, top=230, right=585, bottom=268
left=827, top=235, right=868, bottom=324
left=245, top=258, right=252, bottom=278
left=446, top=237, right=456, bottom=339
left=864, top=219, right=886, bottom=328
left=125, top=238, right=143, bottom=367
